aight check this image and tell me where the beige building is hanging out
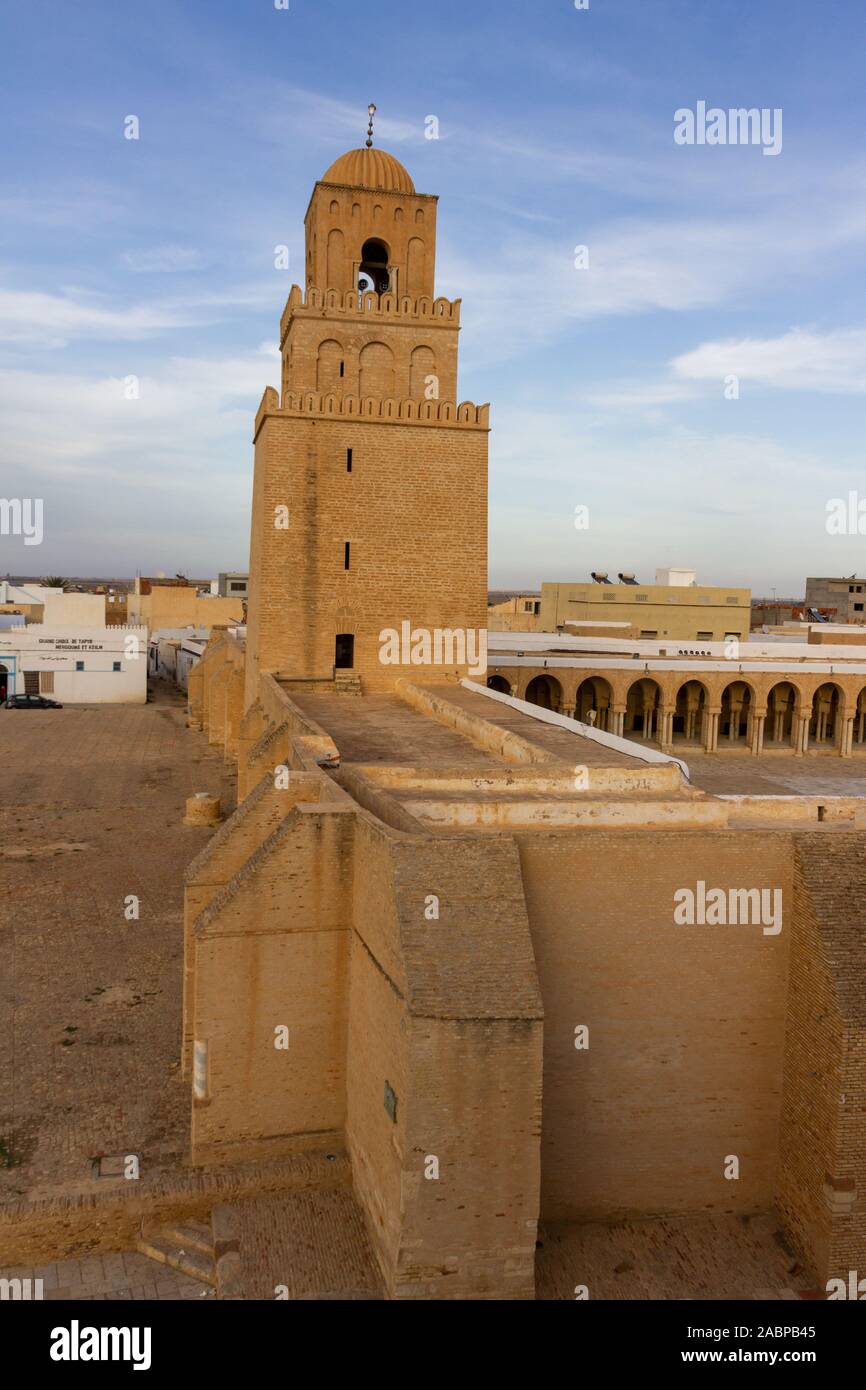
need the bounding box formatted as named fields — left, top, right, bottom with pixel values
left=0, top=582, right=105, bottom=625
left=487, top=594, right=541, bottom=632
left=541, top=570, right=750, bottom=642
left=128, top=578, right=243, bottom=635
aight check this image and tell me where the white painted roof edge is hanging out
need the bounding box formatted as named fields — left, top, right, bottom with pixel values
left=487, top=655, right=866, bottom=677
left=460, top=677, right=691, bottom=781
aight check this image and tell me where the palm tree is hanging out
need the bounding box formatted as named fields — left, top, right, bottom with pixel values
left=41, top=576, right=67, bottom=589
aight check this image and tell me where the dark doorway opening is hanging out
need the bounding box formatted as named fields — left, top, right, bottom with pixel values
left=335, top=634, right=354, bottom=669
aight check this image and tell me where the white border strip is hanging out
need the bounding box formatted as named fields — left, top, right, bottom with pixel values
left=460, top=678, right=691, bottom=781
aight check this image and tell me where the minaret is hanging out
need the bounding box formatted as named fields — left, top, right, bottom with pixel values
left=244, top=109, right=489, bottom=705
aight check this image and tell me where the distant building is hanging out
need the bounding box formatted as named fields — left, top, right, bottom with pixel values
left=215, top=572, right=249, bottom=599
left=751, top=599, right=835, bottom=628
left=487, top=594, right=541, bottom=632
left=805, top=576, right=866, bottom=623
left=0, top=581, right=105, bottom=626
left=148, top=627, right=211, bottom=691
left=540, top=570, right=750, bottom=642
left=0, top=625, right=147, bottom=704
left=128, top=578, right=244, bottom=634
left=100, top=586, right=129, bottom=625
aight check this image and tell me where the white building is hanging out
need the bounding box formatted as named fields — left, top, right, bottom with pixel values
left=148, top=627, right=209, bottom=691
left=0, top=625, right=147, bottom=704
left=0, top=581, right=106, bottom=625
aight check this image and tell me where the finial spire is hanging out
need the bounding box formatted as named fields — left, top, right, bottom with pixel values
left=366, top=103, right=376, bottom=149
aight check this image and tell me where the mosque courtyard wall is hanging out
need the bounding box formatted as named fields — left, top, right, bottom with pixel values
left=185, top=635, right=866, bottom=1297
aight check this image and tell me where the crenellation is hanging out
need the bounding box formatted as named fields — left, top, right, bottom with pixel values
left=264, top=389, right=489, bottom=429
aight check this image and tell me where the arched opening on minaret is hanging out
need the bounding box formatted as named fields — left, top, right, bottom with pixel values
left=359, top=238, right=390, bottom=295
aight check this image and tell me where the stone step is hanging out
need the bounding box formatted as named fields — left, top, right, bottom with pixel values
left=159, top=1220, right=214, bottom=1257
left=136, top=1228, right=217, bottom=1287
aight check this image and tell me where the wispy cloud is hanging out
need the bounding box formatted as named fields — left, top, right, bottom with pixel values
left=673, top=326, right=866, bottom=394
left=0, top=346, right=279, bottom=478
left=121, top=246, right=208, bottom=273
left=0, top=287, right=196, bottom=349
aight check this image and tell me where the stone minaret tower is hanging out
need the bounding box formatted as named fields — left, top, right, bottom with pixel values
left=244, top=114, right=489, bottom=707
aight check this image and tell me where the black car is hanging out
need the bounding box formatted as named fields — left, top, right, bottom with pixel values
left=4, top=694, right=63, bottom=709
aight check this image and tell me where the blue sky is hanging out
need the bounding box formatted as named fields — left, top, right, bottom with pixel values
left=2, top=0, right=866, bottom=593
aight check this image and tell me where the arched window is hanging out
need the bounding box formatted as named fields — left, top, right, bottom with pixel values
left=359, top=238, right=390, bottom=295
left=407, top=236, right=425, bottom=292
left=326, top=228, right=345, bottom=292
left=359, top=341, right=395, bottom=398
left=316, top=339, right=344, bottom=392
left=410, top=345, right=436, bottom=400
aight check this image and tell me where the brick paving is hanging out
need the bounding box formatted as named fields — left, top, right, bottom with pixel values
left=234, top=1190, right=384, bottom=1300
left=0, top=1250, right=214, bottom=1300
left=0, top=685, right=236, bottom=1203
left=535, top=1211, right=815, bottom=1300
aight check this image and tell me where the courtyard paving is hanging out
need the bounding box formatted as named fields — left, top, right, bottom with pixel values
left=535, top=1211, right=816, bottom=1300
left=0, top=1250, right=214, bottom=1300
left=0, top=683, right=236, bottom=1204
left=682, top=748, right=866, bottom=797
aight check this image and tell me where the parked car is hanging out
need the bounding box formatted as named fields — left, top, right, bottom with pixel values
left=4, top=694, right=63, bottom=709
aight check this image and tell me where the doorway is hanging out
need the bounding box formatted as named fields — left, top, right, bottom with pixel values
left=335, top=633, right=355, bottom=669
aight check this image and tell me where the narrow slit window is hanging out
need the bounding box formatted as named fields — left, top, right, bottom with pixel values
left=344, top=541, right=351, bottom=570
left=339, top=361, right=345, bottom=378
left=346, top=447, right=353, bottom=472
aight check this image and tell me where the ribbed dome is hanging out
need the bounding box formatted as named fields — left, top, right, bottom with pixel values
left=321, top=147, right=415, bottom=194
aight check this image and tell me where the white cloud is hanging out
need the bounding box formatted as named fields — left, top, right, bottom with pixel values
left=121, top=246, right=208, bottom=274
left=673, top=327, right=866, bottom=394
left=445, top=200, right=866, bottom=369
left=0, top=287, right=195, bottom=349
left=0, top=345, right=279, bottom=480
left=581, top=380, right=702, bottom=411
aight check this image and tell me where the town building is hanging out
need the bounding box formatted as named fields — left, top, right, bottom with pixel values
left=0, top=624, right=146, bottom=703
left=215, top=572, right=249, bottom=600
left=487, top=594, right=542, bottom=632
left=128, top=577, right=244, bottom=634
left=805, top=575, right=866, bottom=623
left=0, top=581, right=105, bottom=625
left=541, top=570, right=750, bottom=642
left=101, top=586, right=129, bottom=625
left=148, top=627, right=215, bottom=691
